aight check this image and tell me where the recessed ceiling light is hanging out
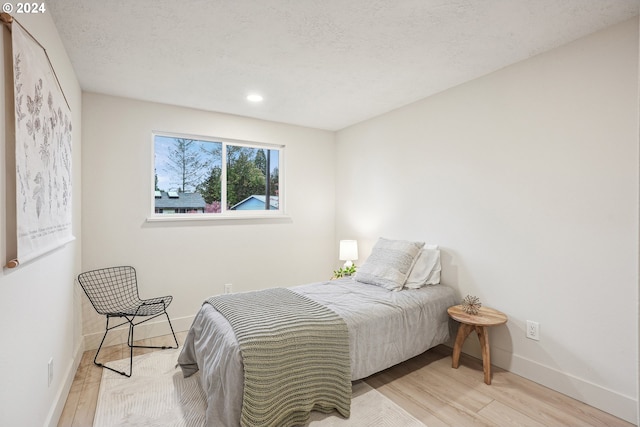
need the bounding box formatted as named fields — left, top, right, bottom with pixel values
left=246, top=93, right=264, bottom=103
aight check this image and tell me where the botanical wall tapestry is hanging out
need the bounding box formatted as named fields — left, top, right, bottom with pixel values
left=10, top=22, right=73, bottom=266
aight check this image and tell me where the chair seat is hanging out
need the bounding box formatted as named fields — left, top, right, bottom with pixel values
left=109, top=296, right=173, bottom=317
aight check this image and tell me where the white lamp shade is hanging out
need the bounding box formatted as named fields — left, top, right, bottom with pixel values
left=339, top=240, right=358, bottom=261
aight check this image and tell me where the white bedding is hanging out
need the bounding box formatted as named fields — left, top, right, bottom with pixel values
left=178, top=278, right=457, bottom=427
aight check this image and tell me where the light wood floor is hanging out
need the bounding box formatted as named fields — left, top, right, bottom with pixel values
left=58, top=332, right=634, bottom=427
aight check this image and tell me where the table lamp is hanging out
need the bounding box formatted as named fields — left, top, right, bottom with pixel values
left=339, top=240, right=358, bottom=268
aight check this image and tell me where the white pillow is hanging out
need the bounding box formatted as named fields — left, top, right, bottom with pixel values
left=355, top=238, right=425, bottom=291
left=404, top=245, right=441, bottom=289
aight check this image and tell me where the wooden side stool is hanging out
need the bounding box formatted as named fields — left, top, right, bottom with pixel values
left=447, top=305, right=507, bottom=385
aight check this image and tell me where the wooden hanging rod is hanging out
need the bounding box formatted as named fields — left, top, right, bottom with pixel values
left=0, top=12, right=12, bottom=26
left=5, top=259, right=19, bottom=269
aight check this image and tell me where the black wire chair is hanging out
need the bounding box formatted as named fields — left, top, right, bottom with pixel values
left=77, top=266, right=178, bottom=377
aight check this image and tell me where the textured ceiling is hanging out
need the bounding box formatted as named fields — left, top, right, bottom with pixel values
left=48, top=1, right=638, bottom=131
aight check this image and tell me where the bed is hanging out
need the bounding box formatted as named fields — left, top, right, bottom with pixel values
left=178, top=238, right=458, bottom=427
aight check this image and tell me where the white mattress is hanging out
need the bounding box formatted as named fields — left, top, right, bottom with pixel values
left=178, top=278, right=457, bottom=427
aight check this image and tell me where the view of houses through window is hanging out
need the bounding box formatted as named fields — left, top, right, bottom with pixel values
left=153, top=133, right=281, bottom=215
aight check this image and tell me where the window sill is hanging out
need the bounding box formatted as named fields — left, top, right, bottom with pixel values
left=145, top=212, right=292, bottom=225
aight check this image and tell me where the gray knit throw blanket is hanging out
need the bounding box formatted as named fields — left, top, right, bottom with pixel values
left=206, top=288, right=351, bottom=427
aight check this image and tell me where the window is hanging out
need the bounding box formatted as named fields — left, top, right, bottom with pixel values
left=152, top=132, right=283, bottom=219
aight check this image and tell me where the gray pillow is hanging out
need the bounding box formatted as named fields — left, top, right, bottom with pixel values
left=355, top=238, right=425, bottom=291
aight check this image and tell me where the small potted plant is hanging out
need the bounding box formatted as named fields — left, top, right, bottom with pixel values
left=332, top=264, right=357, bottom=279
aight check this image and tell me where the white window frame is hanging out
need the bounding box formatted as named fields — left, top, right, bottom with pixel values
left=147, top=131, right=287, bottom=222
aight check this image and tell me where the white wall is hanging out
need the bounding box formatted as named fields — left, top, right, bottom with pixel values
left=0, top=13, right=83, bottom=427
left=81, top=93, right=336, bottom=346
left=336, top=19, right=639, bottom=423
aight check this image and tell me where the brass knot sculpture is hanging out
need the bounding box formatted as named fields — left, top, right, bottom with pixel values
left=461, top=295, right=482, bottom=315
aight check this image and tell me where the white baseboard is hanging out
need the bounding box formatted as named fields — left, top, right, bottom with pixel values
left=45, top=337, right=85, bottom=427
left=487, top=346, right=638, bottom=425
left=83, top=314, right=195, bottom=350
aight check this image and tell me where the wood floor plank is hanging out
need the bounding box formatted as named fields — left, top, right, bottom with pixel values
left=71, top=375, right=100, bottom=427
left=364, top=374, right=451, bottom=427
left=478, top=400, right=548, bottom=427
left=419, top=347, right=633, bottom=427
left=407, top=361, right=494, bottom=412
left=367, top=371, right=483, bottom=427
left=367, top=368, right=496, bottom=427
left=396, top=374, right=497, bottom=427
left=443, top=354, right=632, bottom=427
left=489, top=371, right=634, bottom=427
left=57, top=336, right=634, bottom=427
left=56, top=389, right=80, bottom=427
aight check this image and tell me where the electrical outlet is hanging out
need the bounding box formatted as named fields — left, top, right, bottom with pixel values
left=48, top=358, right=53, bottom=387
left=224, top=283, right=233, bottom=294
left=526, top=320, right=540, bottom=340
